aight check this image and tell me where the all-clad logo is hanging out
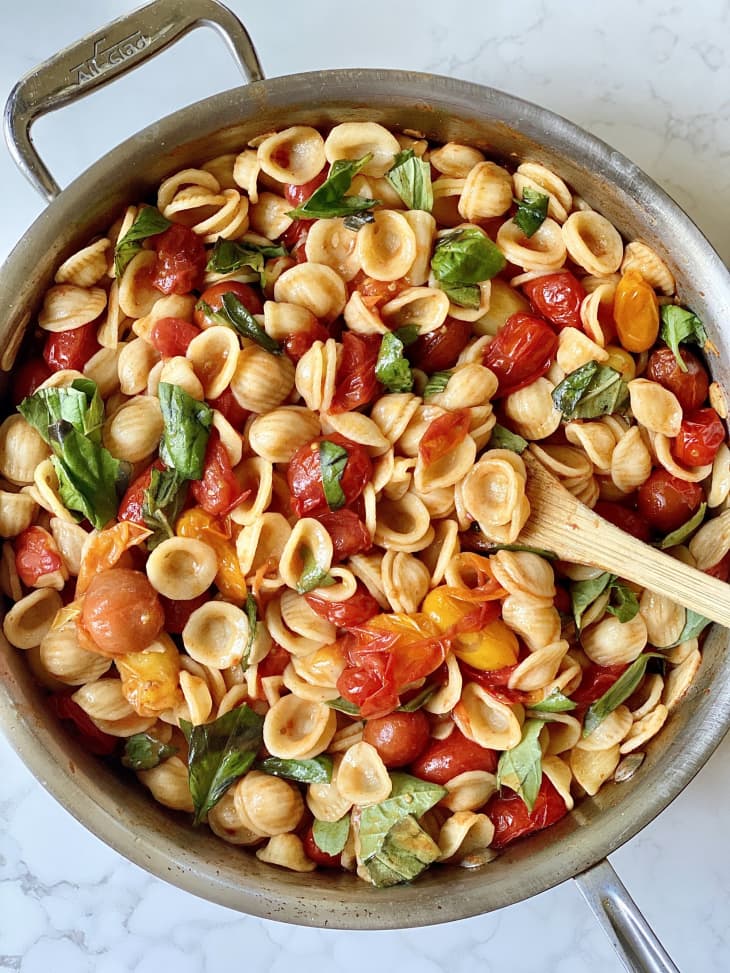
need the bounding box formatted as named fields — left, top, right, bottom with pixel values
left=70, top=31, right=149, bottom=84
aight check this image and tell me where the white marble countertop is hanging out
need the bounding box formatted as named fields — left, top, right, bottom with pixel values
left=1, top=1, right=729, bottom=970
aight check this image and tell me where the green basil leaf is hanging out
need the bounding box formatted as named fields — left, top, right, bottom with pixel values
left=114, top=206, right=171, bottom=278
left=50, top=423, right=120, bottom=528
left=496, top=718, right=544, bottom=812
left=242, top=593, right=258, bottom=667
left=343, top=212, right=376, bottom=231
left=393, top=324, right=420, bottom=347
left=142, top=467, right=188, bottom=550
left=528, top=689, right=577, bottom=714
left=296, top=545, right=336, bottom=594
left=19, top=378, right=103, bottom=445
left=319, top=439, right=348, bottom=511
left=312, top=815, right=350, bottom=856
left=431, top=226, right=506, bottom=289
left=158, top=382, right=213, bottom=481
left=358, top=773, right=447, bottom=862
left=514, top=187, right=549, bottom=238
left=660, top=305, right=708, bottom=371
left=488, top=423, right=528, bottom=454
left=375, top=331, right=414, bottom=393
left=442, top=283, right=481, bottom=308
left=220, top=292, right=281, bottom=355
left=288, top=156, right=380, bottom=219
left=552, top=360, right=629, bottom=420
left=658, top=502, right=707, bottom=549
left=385, top=148, right=433, bottom=212
left=665, top=609, right=712, bottom=648
left=362, top=815, right=440, bottom=887
left=325, top=696, right=361, bottom=716
left=605, top=580, right=640, bottom=623
left=423, top=371, right=452, bottom=399
left=256, top=755, right=333, bottom=784
left=180, top=704, right=264, bottom=825
left=396, top=684, right=437, bottom=712
left=205, top=237, right=286, bottom=276
left=583, top=654, right=654, bottom=737
left=571, top=572, right=613, bottom=629
left=122, top=733, right=177, bottom=771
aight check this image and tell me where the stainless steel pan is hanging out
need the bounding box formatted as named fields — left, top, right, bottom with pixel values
left=3, top=2, right=730, bottom=970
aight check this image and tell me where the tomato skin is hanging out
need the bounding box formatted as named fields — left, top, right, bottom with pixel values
left=209, top=386, right=251, bottom=430
left=190, top=428, right=249, bottom=517
left=362, top=710, right=430, bottom=768
left=306, top=583, right=381, bottom=627
left=148, top=316, right=200, bottom=357
left=593, top=500, right=652, bottom=543
left=487, top=776, right=568, bottom=849
left=160, top=592, right=209, bottom=634
left=522, top=271, right=586, bottom=331
left=194, top=281, right=264, bottom=327
left=671, top=408, right=725, bottom=467
left=410, top=727, right=497, bottom=783
left=409, top=317, right=472, bottom=372
left=645, top=347, right=709, bottom=412
left=329, top=332, right=382, bottom=414
left=284, top=169, right=328, bottom=208
left=15, top=526, right=64, bottom=587
left=283, top=320, right=331, bottom=363
left=315, top=508, right=372, bottom=562
left=287, top=433, right=372, bottom=519
left=636, top=469, right=704, bottom=535
left=79, top=568, right=165, bottom=657
left=302, top=826, right=342, bottom=868
left=482, top=313, right=558, bottom=397
left=48, top=694, right=118, bottom=756
left=43, top=321, right=100, bottom=372
left=118, top=458, right=166, bottom=526
left=419, top=409, right=471, bottom=465
left=151, top=223, right=206, bottom=295
left=12, top=357, right=52, bottom=404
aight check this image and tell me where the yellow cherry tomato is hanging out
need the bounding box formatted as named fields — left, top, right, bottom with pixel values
left=176, top=507, right=248, bottom=603
left=613, top=269, right=659, bottom=353
left=603, top=344, right=636, bottom=381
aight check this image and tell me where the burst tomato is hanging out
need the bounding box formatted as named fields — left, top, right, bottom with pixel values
left=48, top=694, right=118, bottom=756
left=409, top=317, right=472, bottom=372
left=79, top=568, right=164, bottom=657
left=287, top=433, right=372, bottom=518
left=522, top=270, right=586, bottom=331
left=117, top=458, right=166, bottom=526
left=645, top=346, right=709, bottom=412
left=671, top=407, right=725, bottom=467
left=329, top=332, right=382, bottom=413
left=194, top=280, right=264, bottom=327
left=148, top=316, right=200, bottom=357
left=419, top=409, right=471, bottom=465
left=487, top=776, right=568, bottom=849
left=409, top=727, right=497, bottom=783
left=151, top=223, right=207, bottom=295
left=15, top=526, right=64, bottom=587
left=636, top=469, right=704, bottom=535
left=306, top=583, right=381, bottom=627
left=43, top=321, right=100, bottom=372
left=11, top=357, right=51, bottom=404
left=315, top=508, right=372, bottom=562
left=190, top=428, right=249, bottom=517
left=482, top=312, right=558, bottom=397
left=362, top=710, right=430, bottom=768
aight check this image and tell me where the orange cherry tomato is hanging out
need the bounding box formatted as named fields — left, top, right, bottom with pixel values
left=79, top=568, right=164, bottom=657
left=613, top=269, right=659, bottom=353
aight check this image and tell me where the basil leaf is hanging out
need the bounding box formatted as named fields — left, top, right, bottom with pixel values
left=180, top=704, right=264, bottom=825
left=296, top=546, right=336, bottom=594
left=552, top=361, right=629, bottom=420
left=312, top=815, right=350, bottom=856
left=114, top=206, right=171, bottom=278
left=375, top=331, right=414, bottom=393
left=488, top=423, right=528, bottom=454
left=256, top=755, right=333, bottom=784
left=396, top=684, right=437, bottom=712
left=358, top=772, right=447, bottom=862
left=242, top=593, right=258, bottom=667
left=343, top=212, right=376, bottom=231
left=431, top=227, right=506, bottom=290
left=583, top=654, right=654, bottom=737
left=142, top=467, right=187, bottom=550
left=393, top=324, right=420, bottom=347
left=442, top=283, right=481, bottom=309
left=220, top=292, right=281, bottom=355
left=423, top=371, right=452, bottom=399
left=665, top=609, right=712, bottom=648
left=605, top=580, right=640, bottom=623
left=19, top=378, right=103, bottom=445
left=571, top=572, right=613, bottom=630
left=158, top=382, right=213, bottom=482
left=319, top=439, right=348, bottom=510
left=122, top=733, right=177, bottom=771
left=514, top=187, right=549, bottom=238
left=288, top=156, right=379, bottom=219
left=529, top=689, right=577, bottom=714
left=660, top=305, right=708, bottom=371
left=658, top=502, right=707, bottom=549
left=206, top=237, right=286, bottom=276
left=326, top=696, right=361, bottom=716
left=50, top=423, right=120, bottom=528
left=385, top=148, right=433, bottom=212
left=496, top=718, right=544, bottom=812
left=362, top=815, right=440, bottom=887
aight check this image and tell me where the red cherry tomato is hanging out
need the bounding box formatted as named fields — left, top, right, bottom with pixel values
left=15, top=526, right=64, bottom=587
left=482, top=313, right=558, bottom=398
left=362, top=710, right=431, bottom=768
left=190, top=428, right=249, bottom=517
left=48, top=695, right=118, bottom=756
left=284, top=169, right=328, bottom=208
left=208, top=386, right=251, bottom=430
left=645, top=347, right=710, bottom=412
left=11, top=357, right=51, bottom=404
left=409, top=317, right=472, bottom=372
left=282, top=320, right=331, bottom=363
left=522, top=271, right=586, bottom=331
left=117, top=458, right=166, bottom=526
left=636, top=469, right=704, bottom=535
left=671, top=407, right=725, bottom=467
left=410, top=727, right=497, bottom=783
left=148, top=316, right=200, bottom=357
left=79, top=568, right=165, bottom=657
left=287, top=433, right=372, bottom=518
left=329, top=332, right=382, bottom=414
left=419, top=409, right=471, bottom=465
left=302, top=826, right=342, bottom=868
left=487, top=776, right=568, bottom=849
left=151, top=223, right=207, bottom=295
left=593, top=500, right=652, bottom=543
left=306, top=583, right=381, bottom=627
left=315, top=508, right=372, bottom=562
left=570, top=663, right=628, bottom=707
left=194, top=281, right=264, bottom=328
left=160, top=592, right=209, bottom=634
left=43, top=321, right=100, bottom=372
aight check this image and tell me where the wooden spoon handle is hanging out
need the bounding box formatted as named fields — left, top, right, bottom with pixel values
left=519, top=449, right=730, bottom=628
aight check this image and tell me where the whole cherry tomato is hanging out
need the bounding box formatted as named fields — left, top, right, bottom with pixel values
left=194, top=280, right=264, bottom=328
left=362, top=710, right=430, bottom=768
left=482, top=313, right=558, bottom=397
left=645, top=346, right=709, bottom=412
left=306, top=583, right=381, bottom=627
left=409, top=317, right=472, bottom=372
left=209, top=386, right=251, bottom=430
left=79, top=568, right=164, bottom=657
left=283, top=320, right=331, bottom=363
left=315, top=508, right=372, bottom=562
left=148, top=316, right=200, bottom=357
left=329, top=332, right=382, bottom=414
left=302, top=826, right=342, bottom=868
left=593, top=500, right=652, bottom=543
left=410, top=727, right=498, bottom=783
left=671, top=407, right=725, bottom=467
left=522, top=270, right=586, bottom=331
left=151, top=223, right=207, bottom=295
left=12, top=357, right=51, bottom=404
left=287, top=433, right=372, bottom=518
left=636, top=469, right=704, bottom=535
left=570, top=662, right=628, bottom=707
left=190, top=428, right=249, bottom=517
left=48, top=694, right=118, bottom=756
left=487, top=776, right=568, bottom=849
left=43, top=321, right=100, bottom=372
left=117, top=458, right=166, bottom=526
left=15, top=526, right=65, bottom=588
left=160, top=592, right=209, bottom=634
left=419, top=409, right=471, bottom=465
left=613, top=269, right=659, bottom=353
left=284, top=169, right=328, bottom=208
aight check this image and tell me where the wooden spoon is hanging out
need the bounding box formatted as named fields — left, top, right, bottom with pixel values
left=518, top=448, right=730, bottom=628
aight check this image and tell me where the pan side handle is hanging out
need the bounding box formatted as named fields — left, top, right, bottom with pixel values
left=574, top=858, right=680, bottom=973
left=3, top=0, right=263, bottom=202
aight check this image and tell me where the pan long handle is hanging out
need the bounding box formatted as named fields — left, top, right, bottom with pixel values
left=574, top=858, right=680, bottom=973
left=3, top=0, right=263, bottom=202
